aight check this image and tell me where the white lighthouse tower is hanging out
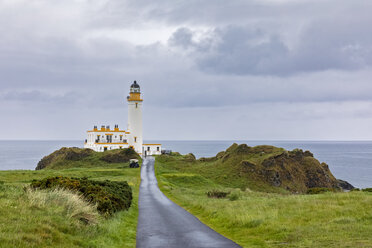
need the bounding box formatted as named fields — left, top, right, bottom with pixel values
left=84, top=81, right=161, bottom=155
left=127, top=81, right=143, bottom=154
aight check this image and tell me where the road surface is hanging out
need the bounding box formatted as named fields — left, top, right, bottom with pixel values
left=136, top=156, right=241, bottom=248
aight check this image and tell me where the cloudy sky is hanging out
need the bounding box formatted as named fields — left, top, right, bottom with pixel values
left=1, top=0, right=372, bottom=140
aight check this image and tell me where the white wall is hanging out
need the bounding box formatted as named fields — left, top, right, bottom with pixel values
left=143, top=145, right=162, bottom=156
left=128, top=101, right=143, bottom=154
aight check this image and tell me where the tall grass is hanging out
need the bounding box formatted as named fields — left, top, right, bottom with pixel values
left=25, top=188, right=99, bottom=225
left=0, top=164, right=141, bottom=248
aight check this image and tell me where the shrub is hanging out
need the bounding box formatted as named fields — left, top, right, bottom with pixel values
left=206, top=190, right=230, bottom=198
left=307, top=187, right=333, bottom=194
left=30, top=176, right=132, bottom=215
left=25, top=187, right=99, bottom=224
left=183, top=153, right=196, bottom=162
left=229, top=192, right=240, bottom=201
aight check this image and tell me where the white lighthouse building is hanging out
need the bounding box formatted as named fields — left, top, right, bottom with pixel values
left=84, top=81, right=161, bottom=156
left=127, top=81, right=143, bottom=154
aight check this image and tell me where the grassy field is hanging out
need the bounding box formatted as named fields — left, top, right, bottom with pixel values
left=155, top=154, right=372, bottom=248
left=0, top=162, right=141, bottom=248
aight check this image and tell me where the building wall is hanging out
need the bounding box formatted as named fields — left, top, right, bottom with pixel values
left=128, top=101, right=143, bottom=154
left=143, top=144, right=162, bottom=156
left=84, top=130, right=129, bottom=152
left=84, top=143, right=130, bottom=152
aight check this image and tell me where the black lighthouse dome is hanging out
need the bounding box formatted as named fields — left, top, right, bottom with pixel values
left=131, top=80, right=140, bottom=88
left=130, top=80, right=140, bottom=93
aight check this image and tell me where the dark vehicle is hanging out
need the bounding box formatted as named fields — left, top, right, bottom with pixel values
left=161, top=149, right=172, bottom=155
left=130, top=159, right=140, bottom=168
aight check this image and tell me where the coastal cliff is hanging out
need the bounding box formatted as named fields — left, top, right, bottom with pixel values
left=160, top=143, right=353, bottom=193
left=210, top=143, right=352, bottom=193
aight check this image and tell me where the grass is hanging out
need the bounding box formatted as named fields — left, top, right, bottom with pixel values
left=155, top=154, right=372, bottom=248
left=25, top=187, right=100, bottom=225
left=0, top=161, right=141, bottom=248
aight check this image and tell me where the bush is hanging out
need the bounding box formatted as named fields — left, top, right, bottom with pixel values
left=307, top=187, right=334, bottom=194
left=30, top=176, right=132, bottom=215
left=183, top=153, right=196, bottom=162
left=229, top=192, right=240, bottom=201
left=206, top=190, right=230, bottom=198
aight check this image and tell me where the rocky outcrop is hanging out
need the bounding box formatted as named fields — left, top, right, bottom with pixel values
left=100, top=148, right=140, bottom=163
left=183, top=153, right=196, bottom=162
left=36, top=147, right=94, bottom=170
left=206, top=143, right=353, bottom=193
left=35, top=147, right=140, bottom=170
left=337, top=179, right=355, bottom=190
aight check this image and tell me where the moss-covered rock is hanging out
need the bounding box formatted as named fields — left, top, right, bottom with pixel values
left=99, top=148, right=140, bottom=163
left=35, top=147, right=140, bottom=170
left=183, top=153, right=196, bottom=162
left=221, top=144, right=343, bottom=193
left=166, top=143, right=353, bottom=194
left=36, top=147, right=94, bottom=170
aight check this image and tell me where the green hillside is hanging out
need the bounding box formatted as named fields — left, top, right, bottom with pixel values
left=155, top=144, right=372, bottom=247
left=156, top=143, right=350, bottom=193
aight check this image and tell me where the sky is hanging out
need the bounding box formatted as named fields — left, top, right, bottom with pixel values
left=1, top=0, right=372, bottom=140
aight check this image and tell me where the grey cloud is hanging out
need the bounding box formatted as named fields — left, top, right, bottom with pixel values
left=168, top=28, right=194, bottom=49
left=1, top=0, right=372, bottom=140
left=0, top=90, right=80, bottom=105
left=170, top=22, right=372, bottom=76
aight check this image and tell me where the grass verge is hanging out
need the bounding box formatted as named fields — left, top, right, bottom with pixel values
left=155, top=155, right=372, bottom=248
left=0, top=162, right=140, bottom=248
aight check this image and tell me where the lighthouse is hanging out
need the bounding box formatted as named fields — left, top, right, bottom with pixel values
left=84, top=80, right=161, bottom=156
left=127, top=81, right=143, bottom=154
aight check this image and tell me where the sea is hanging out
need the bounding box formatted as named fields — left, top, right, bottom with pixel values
left=0, top=140, right=371, bottom=189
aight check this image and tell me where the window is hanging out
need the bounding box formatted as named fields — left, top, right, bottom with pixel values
left=134, top=137, right=137, bottom=142
left=147, top=147, right=150, bottom=151
left=136, top=103, right=138, bottom=108
left=157, top=147, right=160, bottom=151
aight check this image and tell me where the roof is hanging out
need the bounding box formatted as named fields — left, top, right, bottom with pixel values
left=131, top=80, right=140, bottom=88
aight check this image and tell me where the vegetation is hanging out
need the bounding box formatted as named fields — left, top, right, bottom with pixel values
left=206, top=190, right=230, bottom=198
left=157, top=143, right=350, bottom=193
left=0, top=148, right=141, bottom=248
left=36, top=147, right=140, bottom=170
left=306, top=187, right=335, bottom=194
left=30, top=176, right=132, bottom=215
left=25, top=187, right=100, bottom=225
left=155, top=147, right=372, bottom=248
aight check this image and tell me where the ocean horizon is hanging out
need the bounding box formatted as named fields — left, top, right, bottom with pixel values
left=0, top=140, right=371, bottom=189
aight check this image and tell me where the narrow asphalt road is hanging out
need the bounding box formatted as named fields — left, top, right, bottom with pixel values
left=136, top=156, right=241, bottom=248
